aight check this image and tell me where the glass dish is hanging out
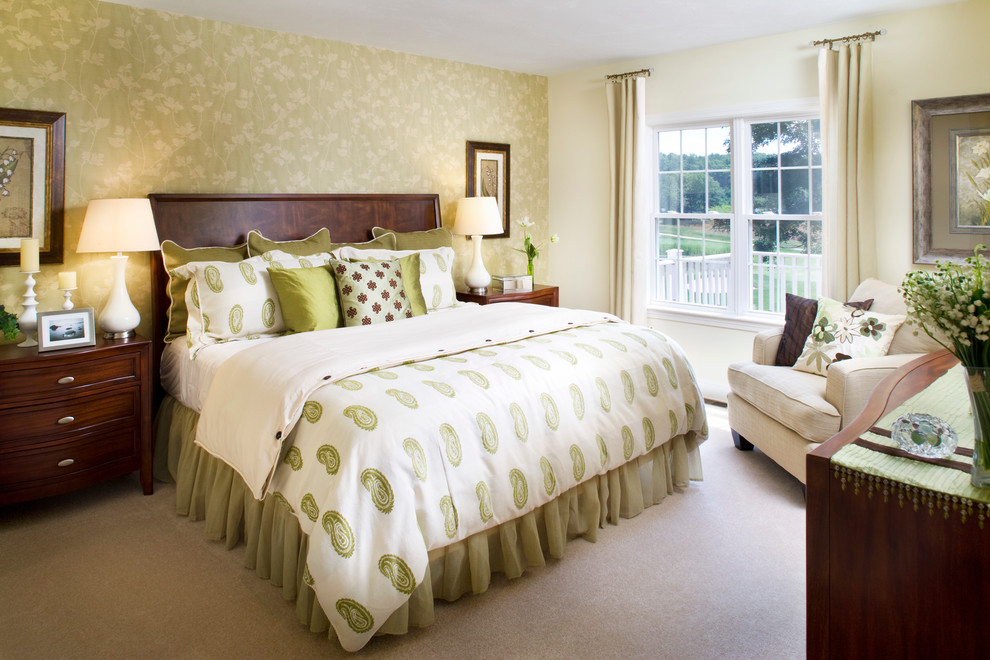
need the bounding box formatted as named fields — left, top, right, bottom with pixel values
left=890, top=413, right=958, bottom=459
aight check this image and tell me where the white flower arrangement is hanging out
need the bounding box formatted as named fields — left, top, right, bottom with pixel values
left=900, top=245, right=990, bottom=366
left=902, top=246, right=990, bottom=478
left=515, top=216, right=559, bottom=276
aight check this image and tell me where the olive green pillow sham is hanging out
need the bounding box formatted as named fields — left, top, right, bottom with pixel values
left=372, top=226, right=452, bottom=250
left=246, top=228, right=332, bottom=257
left=161, top=240, right=248, bottom=342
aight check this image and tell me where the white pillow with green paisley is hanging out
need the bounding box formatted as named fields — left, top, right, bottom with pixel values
left=174, top=255, right=287, bottom=359
left=254, top=248, right=333, bottom=269
left=332, top=245, right=456, bottom=311
left=791, top=296, right=905, bottom=377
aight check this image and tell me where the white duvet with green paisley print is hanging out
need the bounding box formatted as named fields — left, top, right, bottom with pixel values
left=193, top=304, right=707, bottom=651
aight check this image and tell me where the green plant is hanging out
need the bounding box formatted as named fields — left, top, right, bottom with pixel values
left=514, top=216, right=559, bottom=276
left=0, top=304, right=19, bottom=341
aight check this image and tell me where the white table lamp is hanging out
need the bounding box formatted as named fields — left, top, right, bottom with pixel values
left=452, top=197, right=503, bottom=293
left=77, top=198, right=160, bottom=339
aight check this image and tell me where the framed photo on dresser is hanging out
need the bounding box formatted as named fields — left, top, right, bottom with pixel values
left=37, top=308, right=96, bottom=351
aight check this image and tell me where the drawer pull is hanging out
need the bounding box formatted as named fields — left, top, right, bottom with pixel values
left=57, top=458, right=75, bottom=468
left=57, top=416, right=75, bottom=425
left=57, top=376, right=75, bottom=385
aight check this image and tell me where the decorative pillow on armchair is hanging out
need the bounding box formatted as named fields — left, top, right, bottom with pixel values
left=792, top=297, right=905, bottom=376
left=775, top=293, right=874, bottom=366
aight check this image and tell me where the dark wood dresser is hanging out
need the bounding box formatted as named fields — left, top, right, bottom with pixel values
left=0, top=336, right=152, bottom=505
left=806, top=349, right=988, bottom=659
left=455, top=284, right=558, bottom=307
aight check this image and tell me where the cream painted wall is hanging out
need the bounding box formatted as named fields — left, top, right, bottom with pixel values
left=0, top=0, right=548, bottom=340
left=548, top=0, right=990, bottom=388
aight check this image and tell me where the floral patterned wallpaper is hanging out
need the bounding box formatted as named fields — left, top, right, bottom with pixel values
left=0, top=0, right=549, bottom=339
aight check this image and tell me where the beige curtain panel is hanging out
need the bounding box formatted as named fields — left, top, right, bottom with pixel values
left=818, top=41, right=877, bottom=299
left=606, top=75, right=650, bottom=325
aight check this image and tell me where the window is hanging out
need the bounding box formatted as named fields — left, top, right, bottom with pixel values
left=651, top=102, right=821, bottom=320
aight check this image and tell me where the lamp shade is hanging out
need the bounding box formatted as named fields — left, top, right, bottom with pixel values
left=452, top=197, right=502, bottom=236
left=77, top=198, right=160, bottom=253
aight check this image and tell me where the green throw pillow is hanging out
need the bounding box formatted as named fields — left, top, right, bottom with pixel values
left=330, top=258, right=412, bottom=326
left=372, top=226, right=452, bottom=249
left=161, top=240, right=248, bottom=342
left=268, top=266, right=342, bottom=333
left=247, top=228, right=332, bottom=257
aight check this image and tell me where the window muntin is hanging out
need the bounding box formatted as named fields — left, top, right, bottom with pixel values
left=658, top=125, right=731, bottom=214
left=653, top=114, right=822, bottom=316
left=751, top=120, right=822, bottom=215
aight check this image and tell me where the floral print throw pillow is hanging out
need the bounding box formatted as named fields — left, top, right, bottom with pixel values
left=792, top=297, right=906, bottom=376
left=330, top=258, right=413, bottom=326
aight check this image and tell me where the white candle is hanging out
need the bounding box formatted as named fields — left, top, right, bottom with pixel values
left=20, top=238, right=39, bottom=272
left=58, top=271, right=77, bottom=290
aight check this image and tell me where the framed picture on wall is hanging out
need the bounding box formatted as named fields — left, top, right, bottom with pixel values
left=0, top=107, right=66, bottom=267
left=913, top=93, right=990, bottom=263
left=466, top=141, right=510, bottom=238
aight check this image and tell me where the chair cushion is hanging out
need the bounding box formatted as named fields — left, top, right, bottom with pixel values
left=727, top=361, right=841, bottom=443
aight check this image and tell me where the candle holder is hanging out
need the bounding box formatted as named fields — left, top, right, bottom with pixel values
left=61, top=287, right=76, bottom=310
left=18, top=270, right=39, bottom=348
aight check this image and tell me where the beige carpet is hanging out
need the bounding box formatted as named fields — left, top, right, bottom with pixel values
left=0, top=406, right=806, bottom=659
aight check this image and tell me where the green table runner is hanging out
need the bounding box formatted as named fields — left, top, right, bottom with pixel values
left=832, top=364, right=990, bottom=507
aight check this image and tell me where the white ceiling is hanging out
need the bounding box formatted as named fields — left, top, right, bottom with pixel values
left=108, top=0, right=958, bottom=76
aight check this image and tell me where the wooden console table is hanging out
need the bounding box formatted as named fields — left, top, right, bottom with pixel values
left=807, top=349, right=990, bottom=659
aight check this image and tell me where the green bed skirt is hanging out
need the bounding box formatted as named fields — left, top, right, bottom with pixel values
left=153, top=395, right=704, bottom=644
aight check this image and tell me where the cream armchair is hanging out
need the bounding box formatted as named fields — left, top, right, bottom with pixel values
left=726, top=279, right=942, bottom=484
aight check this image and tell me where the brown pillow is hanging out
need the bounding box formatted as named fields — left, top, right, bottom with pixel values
left=774, top=294, right=874, bottom=367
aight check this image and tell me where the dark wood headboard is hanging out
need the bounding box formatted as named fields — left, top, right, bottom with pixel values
left=148, top=192, right=441, bottom=394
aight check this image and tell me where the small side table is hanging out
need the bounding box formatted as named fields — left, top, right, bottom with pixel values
left=0, top=336, right=153, bottom=506
left=456, top=284, right=558, bottom=307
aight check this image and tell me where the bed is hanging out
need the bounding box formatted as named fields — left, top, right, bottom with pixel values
left=149, top=192, right=707, bottom=652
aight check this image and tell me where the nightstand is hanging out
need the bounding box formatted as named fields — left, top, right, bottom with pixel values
left=0, top=336, right=152, bottom=506
left=456, top=284, right=559, bottom=307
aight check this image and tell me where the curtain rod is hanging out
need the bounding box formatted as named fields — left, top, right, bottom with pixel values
left=605, top=67, right=653, bottom=82
left=811, top=29, right=885, bottom=48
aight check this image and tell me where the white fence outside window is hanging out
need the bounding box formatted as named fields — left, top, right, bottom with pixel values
left=657, top=250, right=821, bottom=313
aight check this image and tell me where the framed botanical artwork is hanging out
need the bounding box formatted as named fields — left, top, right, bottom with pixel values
left=913, top=93, right=990, bottom=263
left=38, top=308, right=96, bottom=352
left=466, top=140, right=510, bottom=238
left=0, top=107, right=66, bottom=266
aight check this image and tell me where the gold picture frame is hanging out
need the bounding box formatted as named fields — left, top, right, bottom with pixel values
left=0, top=107, right=65, bottom=266
left=913, top=93, right=990, bottom=263
left=466, top=141, right=510, bottom=238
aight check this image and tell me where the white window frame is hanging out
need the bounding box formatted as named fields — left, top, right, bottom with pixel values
left=647, top=98, right=820, bottom=331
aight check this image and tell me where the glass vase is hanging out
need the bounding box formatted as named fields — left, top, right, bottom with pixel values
left=527, top=258, right=535, bottom=278
left=965, top=366, right=990, bottom=488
